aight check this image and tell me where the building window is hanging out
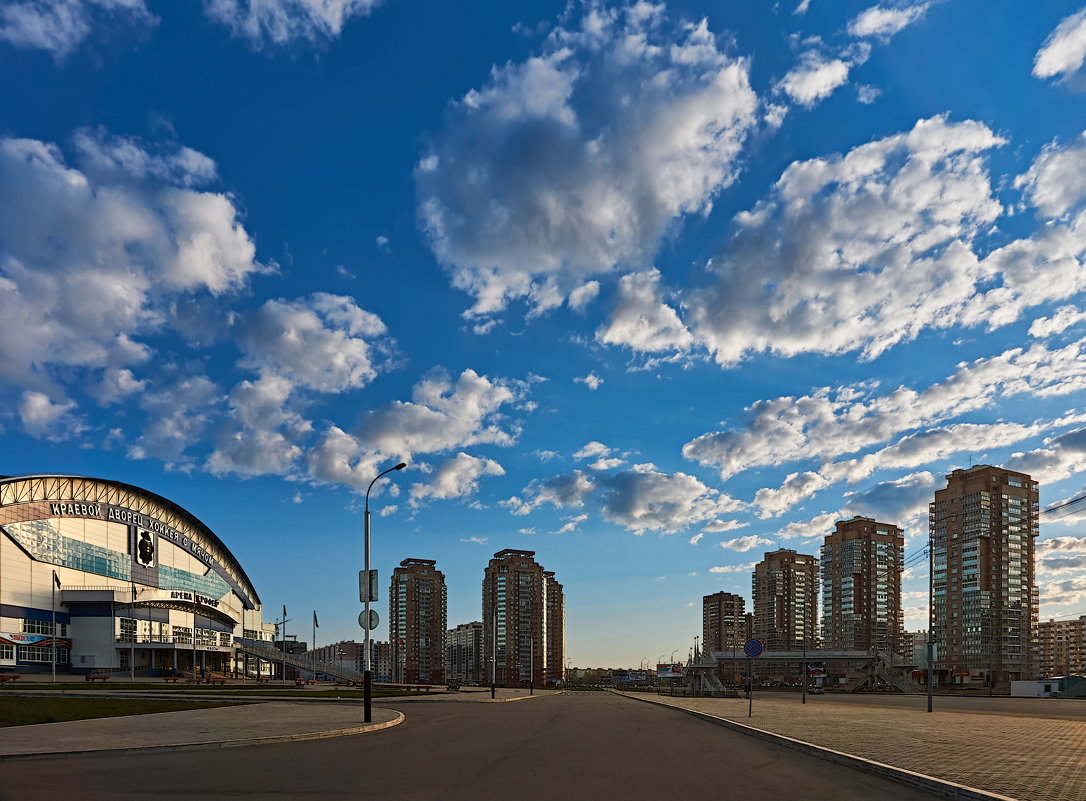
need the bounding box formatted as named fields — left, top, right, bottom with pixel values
left=21, top=619, right=68, bottom=636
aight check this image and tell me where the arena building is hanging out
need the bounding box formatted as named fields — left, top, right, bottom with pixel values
left=0, top=474, right=276, bottom=676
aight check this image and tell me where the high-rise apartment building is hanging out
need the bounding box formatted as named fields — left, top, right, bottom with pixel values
left=752, top=549, right=819, bottom=652
left=446, top=621, right=483, bottom=684
left=930, top=466, right=1038, bottom=683
left=1037, top=616, right=1086, bottom=678
left=389, top=558, right=447, bottom=684
left=821, top=516, right=904, bottom=653
left=703, top=591, right=747, bottom=655
left=482, top=549, right=562, bottom=687
left=544, top=570, right=565, bottom=684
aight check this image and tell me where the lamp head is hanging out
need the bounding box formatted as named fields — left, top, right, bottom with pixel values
left=394, top=462, right=407, bottom=470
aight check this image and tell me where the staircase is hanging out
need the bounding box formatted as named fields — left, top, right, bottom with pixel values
left=234, top=638, right=365, bottom=682
left=848, top=651, right=923, bottom=693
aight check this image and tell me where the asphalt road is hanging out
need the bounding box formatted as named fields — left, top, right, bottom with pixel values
left=0, top=692, right=943, bottom=801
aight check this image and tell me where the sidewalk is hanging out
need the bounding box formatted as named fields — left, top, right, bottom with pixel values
left=0, top=702, right=402, bottom=760
left=631, top=693, right=1086, bottom=801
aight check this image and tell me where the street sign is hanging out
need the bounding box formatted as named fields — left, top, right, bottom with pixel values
left=743, top=638, right=763, bottom=658
left=358, top=609, right=379, bottom=630
left=359, top=570, right=379, bottom=602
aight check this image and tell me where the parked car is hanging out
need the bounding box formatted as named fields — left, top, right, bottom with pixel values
left=808, top=686, right=825, bottom=694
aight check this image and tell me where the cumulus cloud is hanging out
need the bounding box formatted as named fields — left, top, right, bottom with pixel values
left=847, top=2, right=931, bottom=39
left=1030, top=305, right=1086, bottom=338
left=557, top=513, right=588, bottom=534
left=18, top=391, right=86, bottom=440
left=416, top=3, right=758, bottom=316
left=685, top=116, right=1006, bottom=366
left=307, top=368, right=522, bottom=490
left=461, top=536, right=489, bottom=544
left=0, top=0, right=154, bottom=57
left=683, top=340, right=1086, bottom=481
left=776, top=52, right=853, bottom=107
left=573, top=441, right=611, bottom=459
left=689, top=532, right=704, bottom=545
left=709, top=562, right=756, bottom=574
left=205, top=371, right=310, bottom=477
left=410, top=452, right=505, bottom=504
left=719, top=534, right=775, bottom=552
left=238, top=293, right=393, bottom=392
left=1034, top=8, right=1086, bottom=88
left=702, top=519, right=749, bottom=533
left=1015, top=131, right=1086, bottom=219
left=204, top=0, right=380, bottom=48
left=1007, top=427, right=1086, bottom=483
left=129, top=374, right=222, bottom=466
left=574, top=372, right=604, bottom=391
left=504, top=463, right=743, bottom=534
left=0, top=130, right=263, bottom=401
left=842, top=471, right=938, bottom=525
left=753, top=471, right=830, bottom=518
left=596, top=269, right=694, bottom=353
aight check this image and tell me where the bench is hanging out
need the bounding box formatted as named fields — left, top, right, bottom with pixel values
left=0, top=674, right=21, bottom=683
left=382, top=684, right=431, bottom=693
left=162, top=676, right=181, bottom=683
left=186, top=678, right=204, bottom=684
left=85, top=675, right=109, bottom=682
left=255, top=676, right=271, bottom=682
left=294, top=678, right=317, bottom=686
left=205, top=678, right=227, bottom=685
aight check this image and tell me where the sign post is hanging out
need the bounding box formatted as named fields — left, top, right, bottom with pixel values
left=743, top=638, right=763, bottom=717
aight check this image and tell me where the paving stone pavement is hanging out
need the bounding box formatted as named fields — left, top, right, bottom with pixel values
left=638, top=694, right=1086, bottom=801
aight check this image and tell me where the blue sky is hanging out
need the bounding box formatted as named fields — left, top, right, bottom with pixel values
left=4, top=0, right=1086, bottom=668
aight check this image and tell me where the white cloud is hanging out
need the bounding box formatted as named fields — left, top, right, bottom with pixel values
left=847, top=3, right=931, bottom=39
left=709, top=562, right=756, bottom=574
left=793, top=0, right=811, bottom=14
left=1034, top=8, right=1086, bottom=87
left=701, top=519, right=749, bottom=533
left=129, top=374, right=222, bottom=466
left=719, top=534, right=775, bottom=552
left=307, top=368, right=522, bottom=491
left=502, top=470, right=595, bottom=515
left=1015, top=131, right=1086, bottom=218
left=504, top=463, right=743, bottom=534
left=575, top=372, right=604, bottom=391
left=0, top=130, right=263, bottom=403
left=772, top=511, right=841, bottom=542
left=410, top=452, right=505, bottom=504
left=777, top=53, right=852, bottom=107
left=753, top=471, right=830, bottom=518
left=416, top=4, right=758, bottom=316
left=461, top=536, right=489, bottom=544
left=856, top=84, right=881, bottom=104
left=205, top=371, right=309, bottom=477
left=18, top=391, right=86, bottom=441
left=1030, top=305, right=1086, bottom=339
left=204, top=0, right=380, bottom=48
left=689, top=532, right=704, bottom=545
left=238, top=293, right=392, bottom=392
left=842, top=471, right=938, bottom=525
left=573, top=441, right=611, bottom=459
left=685, top=116, right=1006, bottom=366
left=683, top=339, right=1086, bottom=481
left=596, top=270, right=694, bottom=352
left=0, top=0, right=154, bottom=57
left=557, top=513, right=588, bottom=534
left=1007, top=427, right=1086, bottom=484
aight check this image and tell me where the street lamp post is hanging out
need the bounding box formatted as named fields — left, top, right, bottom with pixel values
left=363, top=462, right=406, bottom=724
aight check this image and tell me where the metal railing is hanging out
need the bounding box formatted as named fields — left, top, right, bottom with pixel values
left=234, top=638, right=365, bottom=682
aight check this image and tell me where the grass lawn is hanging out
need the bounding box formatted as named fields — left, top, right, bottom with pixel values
left=0, top=697, right=245, bottom=727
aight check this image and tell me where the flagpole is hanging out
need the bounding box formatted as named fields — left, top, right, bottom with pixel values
left=312, top=610, right=317, bottom=680
left=51, top=571, right=57, bottom=683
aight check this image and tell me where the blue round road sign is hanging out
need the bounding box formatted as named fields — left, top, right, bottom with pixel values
left=743, top=638, right=763, bottom=658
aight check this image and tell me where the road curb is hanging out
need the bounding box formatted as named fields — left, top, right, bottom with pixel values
left=616, top=693, right=1017, bottom=801
left=0, top=710, right=405, bottom=762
